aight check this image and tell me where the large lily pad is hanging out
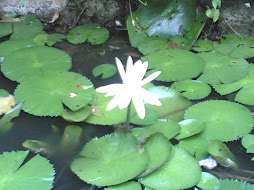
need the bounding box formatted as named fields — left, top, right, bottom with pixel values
left=213, top=34, right=254, bottom=59
left=67, top=23, right=109, bottom=45
left=140, top=146, right=201, bottom=190
left=0, top=22, right=13, bottom=38
left=197, top=52, right=249, bottom=85
left=218, top=179, right=254, bottom=190
left=142, top=49, right=205, bottom=82
left=105, top=181, right=142, bottom=190
left=184, top=100, right=253, bottom=142
left=192, top=39, right=214, bottom=52
left=14, top=72, right=95, bottom=116
left=137, top=37, right=168, bottom=55
left=196, top=172, right=220, bottom=190
left=1, top=46, right=72, bottom=82
left=71, top=133, right=149, bottom=186
left=137, top=0, right=196, bottom=38
left=213, top=64, right=254, bottom=105
left=0, top=151, right=55, bottom=190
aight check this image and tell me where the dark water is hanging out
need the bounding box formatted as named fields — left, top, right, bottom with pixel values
left=1, top=29, right=254, bottom=189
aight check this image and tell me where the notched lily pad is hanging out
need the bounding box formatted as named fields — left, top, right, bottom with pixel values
left=213, top=34, right=254, bottom=59
left=71, top=133, right=149, bottom=186
left=184, top=100, right=253, bottom=142
left=1, top=46, right=72, bottom=82
left=171, top=80, right=212, bottom=99
left=218, top=179, right=254, bottom=190
left=67, top=23, right=109, bottom=45
left=142, top=49, right=205, bottom=82
left=92, top=64, right=117, bottom=79
left=197, top=52, right=249, bottom=85
left=14, top=72, right=95, bottom=116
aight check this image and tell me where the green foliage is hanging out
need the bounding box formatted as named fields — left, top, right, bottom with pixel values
left=61, top=106, right=92, bottom=122
left=192, top=39, right=214, bottom=52
left=206, top=0, right=221, bottom=22
left=105, top=181, right=142, bottom=190
left=0, top=23, right=13, bottom=38
left=197, top=172, right=220, bottom=190
left=218, top=179, right=254, bottom=190
left=92, top=64, right=117, bottom=79
left=242, top=134, right=254, bottom=153
left=0, top=151, right=55, bottom=190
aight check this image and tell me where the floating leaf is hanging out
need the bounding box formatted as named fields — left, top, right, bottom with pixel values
left=213, top=34, right=254, bottom=59
left=0, top=151, right=55, bottom=190
left=197, top=172, right=220, bottom=190
left=71, top=133, right=149, bottom=186
left=0, top=89, right=10, bottom=97
left=137, top=0, right=196, bottom=38
left=242, top=134, right=254, bottom=153
left=142, top=49, right=205, bottom=82
left=175, top=119, right=206, bottom=140
left=171, top=80, right=212, bottom=99
left=184, top=100, right=253, bottom=142
left=92, top=64, right=117, bottom=79
left=14, top=72, right=95, bottom=116
left=131, top=127, right=153, bottom=139
left=47, top=33, right=66, bottom=43
left=105, top=181, right=142, bottom=190
left=178, top=134, right=210, bottom=160
left=218, top=179, right=254, bottom=190
left=137, top=37, right=168, bottom=55
left=61, top=106, right=92, bottom=122
left=144, top=119, right=181, bottom=140
left=197, top=52, right=249, bottom=85
left=67, top=23, right=109, bottom=45
left=213, top=64, right=254, bottom=105
left=1, top=46, right=72, bottom=82
left=140, top=147, right=201, bottom=190
left=0, top=22, right=13, bottom=38
left=192, top=39, right=214, bottom=52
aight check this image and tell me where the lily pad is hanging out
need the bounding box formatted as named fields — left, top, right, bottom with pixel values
left=0, top=22, right=13, bottom=38
left=61, top=106, right=92, bottom=122
left=192, top=40, right=214, bottom=52
left=137, top=0, right=196, bottom=38
left=137, top=37, right=168, bottom=55
left=14, top=72, right=95, bottom=116
left=140, top=146, right=202, bottom=190
left=213, top=34, right=254, bottom=59
left=142, top=49, right=205, bottom=82
left=184, top=100, right=253, bottom=142
left=0, top=151, right=55, bottom=190
left=196, top=172, right=220, bottom=190
left=174, top=119, right=206, bottom=140
left=213, top=64, right=254, bottom=106
left=171, top=80, right=212, bottom=99
left=67, top=23, right=109, bottom=45
left=0, top=89, right=10, bottom=97
left=242, top=134, right=254, bottom=153
left=71, top=133, right=149, bottom=186
left=218, top=179, right=254, bottom=190
left=105, top=181, right=142, bottom=190
left=92, top=64, right=117, bottom=79
left=144, top=119, right=181, bottom=140
left=1, top=46, right=72, bottom=82
left=197, top=52, right=249, bottom=85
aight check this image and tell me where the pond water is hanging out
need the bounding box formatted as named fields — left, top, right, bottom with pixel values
left=1, top=29, right=254, bottom=189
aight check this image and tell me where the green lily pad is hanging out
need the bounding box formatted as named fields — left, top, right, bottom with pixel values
left=178, top=134, right=210, bottom=160
left=141, top=133, right=172, bottom=176
left=137, top=0, right=196, bottom=38
left=174, top=119, right=206, bottom=140
left=67, top=23, right=109, bottom=45
left=0, top=39, right=38, bottom=59
left=184, top=100, right=253, bottom=142
left=137, top=37, right=168, bottom=55
left=197, top=172, right=220, bottom=190
left=144, top=119, right=181, bottom=140
left=242, top=134, right=254, bottom=153
left=127, top=11, right=148, bottom=48
left=1, top=46, right=72, bottom=82
left=140, top=146, right=202, bottom=190
left=61, top=106, right=92, bottom=122
left=197, top=52, right=249, bottom=85
left=92, top=64, right=117, bottom=79
left=213, top=34, right=254, bottom=59
left=208, top=140, right=237, bottom=167
left=0, top=89, right=10, bottom=97
left=71, top=133, right=149, bottom=186
left=47, top=33, right=66, bottom=43
left=131, top=127, right=153, bottom=139
left=0, top=22, right=13, bottom=38
left=192, top=40, right=214, bottom=52
left=14, top=72, right=95, bottom=116
left=171, top=80, right=212, bottom=99
left=0, top=151, right=55, bottom=190
left=218, top=179, right=254, bottom=190
left=213, top=64, right=254, bottom=106
left=85, top=91, right=128, bottom=125
left=105, top=181, right=142, bottom=190
left=142, top=49, right=205, bottom=82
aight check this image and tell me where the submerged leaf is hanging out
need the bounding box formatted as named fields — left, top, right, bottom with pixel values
left=71, top=133, right=149, bottom=186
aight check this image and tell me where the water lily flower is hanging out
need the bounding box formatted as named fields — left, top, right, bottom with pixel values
left=96, top=56, right=162, bottom=119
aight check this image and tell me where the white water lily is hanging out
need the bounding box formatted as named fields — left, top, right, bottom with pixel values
left=96, top=56, right=162, bottom=119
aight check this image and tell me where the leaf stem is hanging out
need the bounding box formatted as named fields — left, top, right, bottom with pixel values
left=125, top=104, right=131, bottom=133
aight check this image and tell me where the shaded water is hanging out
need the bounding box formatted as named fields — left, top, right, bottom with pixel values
left=1, top=29, right=254, bottom=189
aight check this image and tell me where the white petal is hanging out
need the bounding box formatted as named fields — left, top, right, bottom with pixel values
left=140, top=71, right=161, bottom=86
left=106, top=96, right=120, bottom=111
left=135, top=61, right=148, bottom=82
left=125, top=56, right=134, bottom=81
left=115, top=57, right=126, bottom=81
left=132, top=95, right=146, bottom=119
left=118, top=95, right=132, bottom=110
left=96, top=84, right=122, bottom=94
